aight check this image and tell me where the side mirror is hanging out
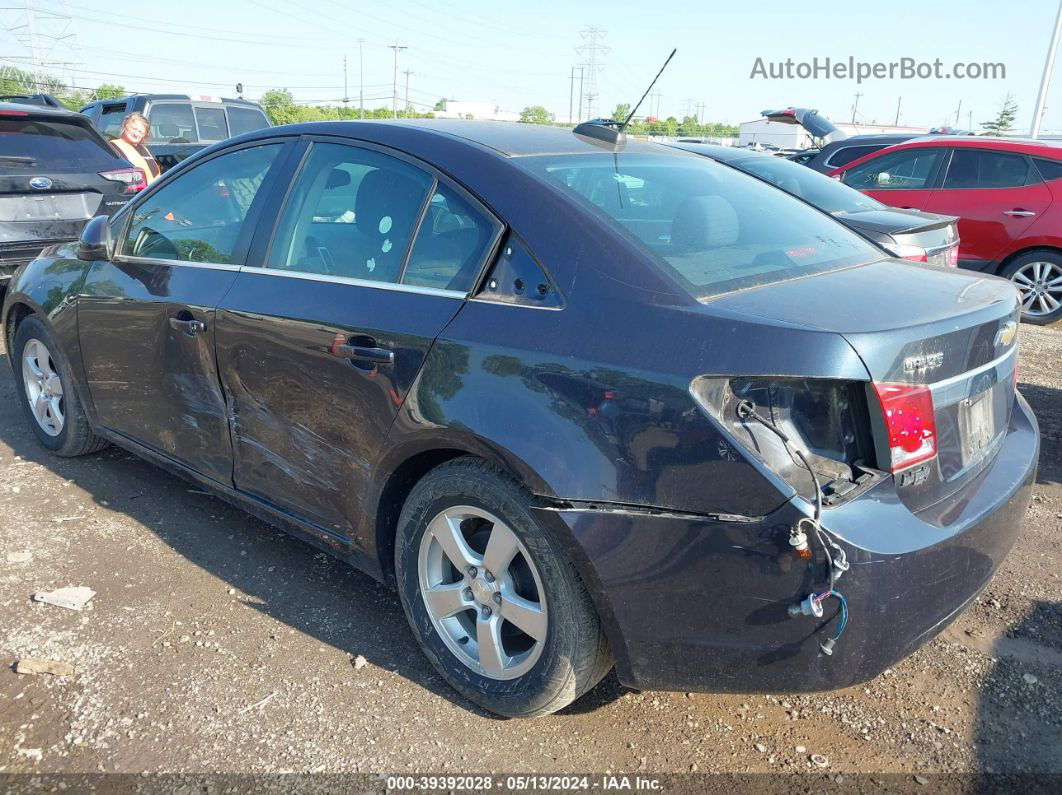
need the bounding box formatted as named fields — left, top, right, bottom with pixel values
left=78, top=215, right=114, bottom=261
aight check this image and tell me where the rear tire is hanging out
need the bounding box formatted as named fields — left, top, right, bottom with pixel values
left=12, top=315, right=108, bottom=457
left=1001, top=250, right=1062, bottom=325
left=395, top=457, right=611, bottom=717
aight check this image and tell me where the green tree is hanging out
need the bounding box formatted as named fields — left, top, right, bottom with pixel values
left=981, top=93, right=1018, bottom=136
left=433, top=98, right=447, bottom=111
left=260, top=88, right=300, bottom=125
left=94, top=83, right=126, bottom=100
left=519, top=105, right=552, bottom=124
left=612, top=103, right=631, bottom=122
left=663, top=116, right=679, bottom=137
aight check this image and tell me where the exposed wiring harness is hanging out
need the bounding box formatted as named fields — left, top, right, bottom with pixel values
left=736, top=399, right=850, bottom=655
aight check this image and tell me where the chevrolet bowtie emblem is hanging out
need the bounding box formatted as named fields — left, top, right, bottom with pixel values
left=995, top=320, right=1018, bottom=348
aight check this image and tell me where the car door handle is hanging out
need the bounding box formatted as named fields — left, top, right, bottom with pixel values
left=1003, top=210, right=1036, bottom=217
left=330, top=339, right=394, bottom=364
left=169, top=317, right=206, bottom=336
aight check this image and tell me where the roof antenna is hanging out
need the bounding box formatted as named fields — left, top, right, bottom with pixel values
left=573, top=48, right=677, bottom=149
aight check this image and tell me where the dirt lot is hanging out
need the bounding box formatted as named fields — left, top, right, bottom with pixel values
left=0, top=324, right=1059, bottom=779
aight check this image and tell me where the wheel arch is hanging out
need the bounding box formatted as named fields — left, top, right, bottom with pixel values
left=995, top=243, right=1062, bottom=274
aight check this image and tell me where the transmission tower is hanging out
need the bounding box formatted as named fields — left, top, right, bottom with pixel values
left=1, top=1, right=83, bottom=95
left=575, top=26, right=609, bottom=120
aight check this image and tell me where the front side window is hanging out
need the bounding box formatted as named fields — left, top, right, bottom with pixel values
left=842, top=148, right=942, bottom=190
left=518, top=151, right=881, bottom=299
left=194, top=106, right=229, bottom=141
left=123, top=144, right=280, bottom=264
left=943, top=149, right=1031, bottom=189
left=148, top=103, right=198, bottom=144
left=268, top=142, right=434, bottom=283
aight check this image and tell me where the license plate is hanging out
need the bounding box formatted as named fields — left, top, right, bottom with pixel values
left=0, top=194, right=93, bottom=223
left=959, top=390, right=996, bottom=466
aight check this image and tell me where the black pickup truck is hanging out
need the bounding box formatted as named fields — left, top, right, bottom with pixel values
left=79, top=94, right=271, bottom=172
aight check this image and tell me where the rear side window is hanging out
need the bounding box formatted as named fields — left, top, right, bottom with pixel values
left=227, top=106, right=270, bottom=137
left=842, top=148, right=942, bottom=190
left=519, top=152, right=880, bottom=299
left=148, top=103, right=198, bottom=144
left=194, top=106, right=229, bottom=141
left=268, top=142, right=433, bottom=283
left=943, top=149, right=1031, bottom=189
left=1034, top=158, right=1062, bottom=181
left=404, top=183, right=496, bottom=291
left=0, top=117, right=119, bottom=172
left=98, top=103, right=128, bottom=139
left=123, top=144, right=280, bottom=264
left=734, top=154, right=882, bottom=214
left=825, top=145, right=880, bottom=168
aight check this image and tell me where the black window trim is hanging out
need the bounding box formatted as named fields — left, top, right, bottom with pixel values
left=190, top=103, right=230, bottom=143
left=939, top=147, right=1041, bottom=191
left=245, top=134, right=506, bottom=299
left=112, top=137, right=297, bottom=270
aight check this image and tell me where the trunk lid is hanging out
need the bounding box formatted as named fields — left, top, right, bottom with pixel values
left=711, top=260, right=1021, bottom=513
left=761, top=107, right=847, bottom=143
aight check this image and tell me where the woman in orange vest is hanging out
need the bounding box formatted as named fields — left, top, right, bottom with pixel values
left=110, top=112, right=160, bottom=185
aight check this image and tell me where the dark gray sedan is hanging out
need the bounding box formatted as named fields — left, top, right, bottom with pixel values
left=669, top=142, right=960, bottom=267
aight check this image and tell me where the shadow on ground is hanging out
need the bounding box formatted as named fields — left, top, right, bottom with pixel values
left=1019, top=382, right=1061, bottom=487
left=0, top=351, right=625, bottom=718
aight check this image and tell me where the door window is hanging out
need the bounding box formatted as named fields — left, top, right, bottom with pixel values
left=194, top=106, right=229, bottom=141
left=227, top=106, right=270, bottom=137
left=147, top=103, right=198, bottom=144
left=403, top=183, right=497, bottom=291
left=942, top=149, right=1031, bottom=189
left=1034, top=157, right=1062, bottom=182
left=842, top=148, right=942, bottom=190
left=98, top=103, right=128, bottom=140
left=268, top=142, right=434, bottom=283
left=123, top=144, right=281, bottom=264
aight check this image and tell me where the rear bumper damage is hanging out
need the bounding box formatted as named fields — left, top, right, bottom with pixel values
left=554, top=393, right=1038, bottom=693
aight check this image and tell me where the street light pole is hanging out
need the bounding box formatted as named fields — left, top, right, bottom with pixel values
left=358, top=38, right=365, bottom=119
left=389, top=42, right=407, bottom=119
left=1031, top=0, right=1062, bottom=138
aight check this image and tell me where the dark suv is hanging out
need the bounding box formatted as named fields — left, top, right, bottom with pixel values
left=79, top=94, right=271, bottom=172
left=1, top=101, right=144, bottom=284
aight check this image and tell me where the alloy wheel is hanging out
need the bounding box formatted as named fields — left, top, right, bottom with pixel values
left=417, top=505, right=548, bottom=680
left=1011, top=260, right=1062, bottom=318
left=22, top=338, right=65, bottom=437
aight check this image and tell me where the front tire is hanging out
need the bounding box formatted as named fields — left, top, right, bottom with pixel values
left=395, top=457, right=611, bottom=717
left=1001, top=250, right=1062, bottom=325
left=12, top=315, right=108, bottom=457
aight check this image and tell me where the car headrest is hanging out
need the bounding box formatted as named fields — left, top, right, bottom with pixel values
left=671, top=195, right=740, bottom=250
left=326, top=168, right=351, bottom=189
left=355, top=167, right=428, bottom=241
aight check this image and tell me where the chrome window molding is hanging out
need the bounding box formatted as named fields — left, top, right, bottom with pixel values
left=238, top=265, right=465, bottom=299
left=113, top=255, right=241, bottom=272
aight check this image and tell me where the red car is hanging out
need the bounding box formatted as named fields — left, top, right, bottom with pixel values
left=831, top=137, right=1062, bottom=324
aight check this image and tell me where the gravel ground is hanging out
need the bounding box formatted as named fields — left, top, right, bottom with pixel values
left=0, top=324, right=1059, bottom=778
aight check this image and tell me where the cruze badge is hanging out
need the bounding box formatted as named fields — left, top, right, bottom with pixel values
left=903, top=352, right=944, bottom=373
left=995, top=320, right=1017, bottom=348
left=29, top=176, right=52, bottom=190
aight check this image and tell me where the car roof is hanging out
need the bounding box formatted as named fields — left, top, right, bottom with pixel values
left=254, top=118, right=682, bottom=158
left=85, top=94, right=264, bottom=107
left=666, top=142, right=765, bottom=163
left=901, top=134, right=1062, bottom=154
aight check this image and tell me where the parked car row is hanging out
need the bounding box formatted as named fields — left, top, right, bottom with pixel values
left=3, top=118, right=1037, bottom=718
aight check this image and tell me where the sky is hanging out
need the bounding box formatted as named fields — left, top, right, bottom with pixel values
left=3, top=0, right=1062, bottom=133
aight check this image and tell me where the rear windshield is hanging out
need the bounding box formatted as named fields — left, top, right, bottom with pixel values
left=517, top=151, right=881, bottom=298
left=728, top=153, right=883, bottom=215
left=0, top=117, right=119, bottom=172
left=227, top=105, right=269, bottom=137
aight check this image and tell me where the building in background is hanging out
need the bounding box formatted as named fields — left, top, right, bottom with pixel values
left=737, top=118, right=929, bottom=149
left=433, top=100, right=519, bottom=122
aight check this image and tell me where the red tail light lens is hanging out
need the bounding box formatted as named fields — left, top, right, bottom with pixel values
left=873, top=383, right=937, bottom=472
left=99, top=167, right=146, bottom=194
left=945, top=243, right=959, bottom=268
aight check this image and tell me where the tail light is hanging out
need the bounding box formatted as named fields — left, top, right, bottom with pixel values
left=99, top=167, right=146, bottom=194
left=872, top=383, right=937, bottom=472
left=883, top=242, right=928, bottom=263
left=944, top=242, right=959, bottom=268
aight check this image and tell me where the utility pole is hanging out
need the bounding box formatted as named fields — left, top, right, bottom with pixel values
left=388, top=41, right=407, bottom=119
left=568, top=66, right=575, bottom=125
left=894, top=96, right=901, bottom=126
left=358, top=38, right=365, bottom=119
left=343, top=55, right=349, bottom=108
left=403, top=69, right=413, bottom=118
left=577, top=66, right=584, bottom=123
left=1031, top=0, right=1062, bottom=137
left=575, top=26, right=609, bottom=120
left=954, top=99, right=962, bottom=128
left=851, top=92, right=862, bottom=124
